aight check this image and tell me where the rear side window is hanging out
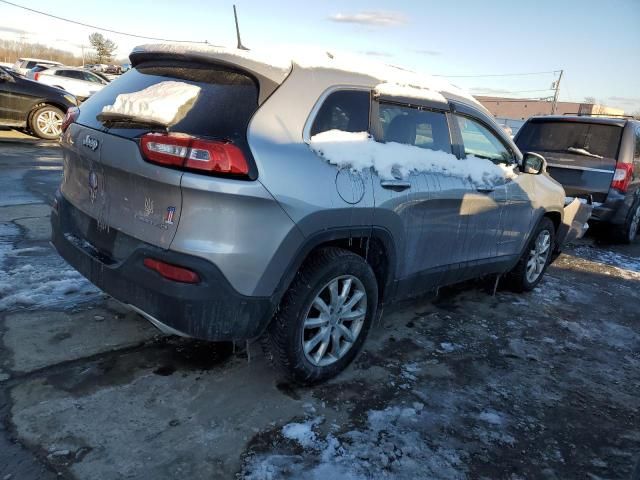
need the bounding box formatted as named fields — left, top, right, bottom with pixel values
left=516, top=121, right=623, bottom=159
left=76, top=61, right=259, bottom=145
left=455, top=115, right=513, bottom=163
left=635, top=126, right=640, bottom=159
left=310, top=90, right=369, bottom=136
left=378, top=103, right=451, bottom=153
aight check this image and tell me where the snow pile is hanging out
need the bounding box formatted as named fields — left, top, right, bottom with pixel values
left=0, top=222, right=102, bottom=312
left=101, top=81, right=201, bottom=126
left=282, top=421, right=317, bottom=448
left=243, top=405, right=466, bottom=480
left=375, top=82, right=447, bottom=104
left=309, top=130, right=517, bottom=186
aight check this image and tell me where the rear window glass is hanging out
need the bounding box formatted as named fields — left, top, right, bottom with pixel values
left=76, top=60, right=259, bottom=143
left=310, top=90, right=369, bottom=136
left=516, top=121, right=622, bottom=159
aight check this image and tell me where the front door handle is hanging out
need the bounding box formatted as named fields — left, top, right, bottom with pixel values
left=381, top=180, right=411, bottom=192
left=476, top=188, right=495, bottom=194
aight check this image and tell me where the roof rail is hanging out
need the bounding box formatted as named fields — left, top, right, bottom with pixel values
left=562, top=112, right=634, bottom=119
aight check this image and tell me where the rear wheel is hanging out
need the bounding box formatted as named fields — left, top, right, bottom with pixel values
left=30, top=105, right=64, bottom=140
left=507, top=217, right=555, bottom=292
left=265, top=247, right=378, bottom=384
left=612, top=198, right=640, bottom=244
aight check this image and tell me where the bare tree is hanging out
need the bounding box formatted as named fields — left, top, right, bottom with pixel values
left=88, top=32, right=117, bottom=64
left=0, top=39, right=80, bottom=65
left=584, top=96, right=597, bottom=105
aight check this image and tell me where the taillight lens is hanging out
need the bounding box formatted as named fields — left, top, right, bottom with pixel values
left=611, top=163, right=633, bottom=192
left=34, top=72, right=40, bottom=81
left=140, top=133, right=249, bottom=176
left=143, top=258, right=200, bottom=284
left=61, top=107, right=79, bottom=133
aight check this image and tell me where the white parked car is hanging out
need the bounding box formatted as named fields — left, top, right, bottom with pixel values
left=30, top=67, right=109, bottom=101
left=13, top=58, right=62, bottom=76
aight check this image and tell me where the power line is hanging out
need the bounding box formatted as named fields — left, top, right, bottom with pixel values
left=472, top=88, right=554, bottom=94
left=434, top=70, right=560, bottom=78
left=0, top=0, right=207, bottom=43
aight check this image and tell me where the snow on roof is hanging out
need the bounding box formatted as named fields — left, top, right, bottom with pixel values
left=133, top=43, right=480, bottom=106
left=374, top=82, right=448, bottom=104
left=18, top=58, right=62, bottom=64
left=100, top=81, right=201, bottom=126
left=309, top=129, right=517, bottom=186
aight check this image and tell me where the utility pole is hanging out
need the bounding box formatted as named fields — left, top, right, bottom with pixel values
left=551, top=69, right=564, bottom=114
left=233, top=5, right=249, bottom=50
left=81, top=45, right=85, bottom=67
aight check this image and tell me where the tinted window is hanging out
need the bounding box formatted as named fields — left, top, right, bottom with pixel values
left=516, top=121, right=622, bottom=159
left=635, top=126, right=640, bottom=159
left=456, top=115, right=513, bottom=163
left=378, top=104, right=451, bottom=152
left=310, top=90, right=369, bottom=136
left=25, top=61, right=37, bottom=69
left=76, top=60, right=259, bottom=144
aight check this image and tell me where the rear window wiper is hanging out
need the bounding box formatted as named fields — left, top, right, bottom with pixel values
left=566, top=146, right=603, bottom=159
left=96, top=112, right=168, bottom=130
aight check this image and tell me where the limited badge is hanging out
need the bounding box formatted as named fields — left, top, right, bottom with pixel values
left=164, top=206, right=176, bottom=225
left=88, top=170, right=98, bottom=203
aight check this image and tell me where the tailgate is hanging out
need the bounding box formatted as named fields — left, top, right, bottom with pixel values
left=544, top=152, right=616, bottom=201
left=60, top=124, right=182, bottom=250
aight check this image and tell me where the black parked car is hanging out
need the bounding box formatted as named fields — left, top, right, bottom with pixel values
left=515, top=115, right=640, bottom=243
left=0, top=66, right=78, bottom=140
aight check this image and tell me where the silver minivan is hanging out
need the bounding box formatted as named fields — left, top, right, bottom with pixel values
left=51, top=44, right=590, bottom=383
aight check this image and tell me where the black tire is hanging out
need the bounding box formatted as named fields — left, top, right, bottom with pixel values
left=265, top=247, right=378, bottom=384
left=29, top=105, right=64, bottom=140
left=507, top=217, right=556, bottom=292
left=611, top=197, right=640, bottom=244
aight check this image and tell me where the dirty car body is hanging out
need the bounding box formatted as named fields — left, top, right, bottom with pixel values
left=51, top=45, right=590, bottom=381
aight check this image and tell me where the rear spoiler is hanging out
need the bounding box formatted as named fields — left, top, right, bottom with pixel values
left=129, top=45, right=293, bottom=105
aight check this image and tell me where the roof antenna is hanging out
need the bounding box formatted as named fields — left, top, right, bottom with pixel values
left=234, top=5, right=249, bottom=50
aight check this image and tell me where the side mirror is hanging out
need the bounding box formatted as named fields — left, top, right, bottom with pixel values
left=522, top=152, right=547, bottom=175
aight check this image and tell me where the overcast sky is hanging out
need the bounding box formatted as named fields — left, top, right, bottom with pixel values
left=1, top=0, right=638, bottom=112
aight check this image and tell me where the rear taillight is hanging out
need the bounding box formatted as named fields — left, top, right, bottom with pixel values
left=34, top=72, right=40, bottom=81
left=140, top=133, right=249, bottom=176
left=611, top=163, right=633, bottom=192
left=61, top=107, right=79, bottom=133
left=143, top=258, right=200, bottom=284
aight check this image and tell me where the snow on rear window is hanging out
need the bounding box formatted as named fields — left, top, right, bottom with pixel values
left=309, top=129, right=517, bottom=186
left=100, top=81, right=201, bottom=126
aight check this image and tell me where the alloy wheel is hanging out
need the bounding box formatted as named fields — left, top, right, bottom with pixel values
left=36, top=110, right=63, bottom=137
left=629, top=204, right=640, bottom=242
left=302, top=275, right=367, bottom=367
left=525, top=229, right=551, bottom=284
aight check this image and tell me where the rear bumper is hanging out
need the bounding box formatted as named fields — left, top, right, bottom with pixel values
left=51, top=194, right=276, bottom=341
left=591, top=189, right=633, bottom=224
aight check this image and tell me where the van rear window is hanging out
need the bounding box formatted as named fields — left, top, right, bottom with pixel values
left=76, top=60, right=259, bottom=143
left=516, top=121, right=622, bottom=159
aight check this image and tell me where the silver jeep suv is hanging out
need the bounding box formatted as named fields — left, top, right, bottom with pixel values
left=51, top=45, right=588, bottom=383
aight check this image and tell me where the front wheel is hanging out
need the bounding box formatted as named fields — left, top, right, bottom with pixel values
left=30, top=105, right=64, bottom=140
left=265, top=247, right=378, bottom=384
left=507, top=217, right=555, bottom=292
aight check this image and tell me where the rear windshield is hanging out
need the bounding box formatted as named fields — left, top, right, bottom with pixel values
left=76, top=60, right=259, bottom=143
left=516, top=121, right=622, bottom=158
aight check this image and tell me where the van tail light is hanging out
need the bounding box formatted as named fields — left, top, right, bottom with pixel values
left=143, top=258, right=200, bottom=284
left=611, top=163, right=633, bottom=193
left=34, top=72, right=40, bottom=81
left=61, top=107, right=79, bottom=133
left=140, top=133, right=249, bottom=177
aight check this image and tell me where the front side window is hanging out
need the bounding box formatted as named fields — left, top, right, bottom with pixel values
left=310, top=90, right=369, bottom=136
left=378, top=103, right=451, bottom=153
left=456, top=115, right=514, bottom=163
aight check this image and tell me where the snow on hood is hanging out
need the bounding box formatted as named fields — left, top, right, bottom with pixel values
left=374, top=82, right=447, bottom=104
left=100, top=81, right=201, bottom=126
left=309, top=130, right=517, bottom=186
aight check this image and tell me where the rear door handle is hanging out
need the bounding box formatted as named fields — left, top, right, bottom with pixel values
left=476, top=188, right=495, bottom=194
left=381, top=180, right=411, bottom=192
